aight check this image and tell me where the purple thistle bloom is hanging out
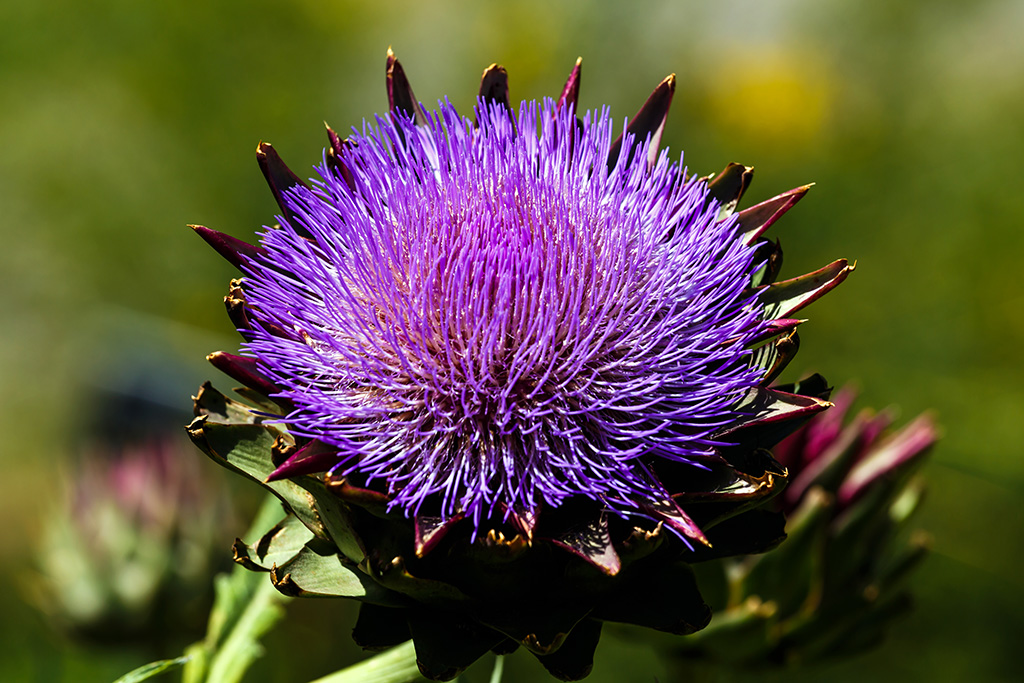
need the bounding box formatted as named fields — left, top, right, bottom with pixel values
left=190, top=53, right=853, bottom=680
left=242, top=98, right=767, bottom=529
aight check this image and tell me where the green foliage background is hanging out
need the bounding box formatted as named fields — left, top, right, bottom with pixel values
left=1, top=0, right=1021, bottom=680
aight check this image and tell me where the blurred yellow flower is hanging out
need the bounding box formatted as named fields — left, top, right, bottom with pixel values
left=703, top=49, right=833, bottom=148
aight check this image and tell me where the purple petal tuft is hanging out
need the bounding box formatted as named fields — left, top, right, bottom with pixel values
left=241, top=99, right=773, bottom=526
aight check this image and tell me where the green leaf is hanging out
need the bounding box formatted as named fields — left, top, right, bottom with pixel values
left=306, top=641, right=428, bottom=683
left=194, top=381, right=260, bottom=425
left=201, top=496, right=284, bottom=648
left=188, top=416, right=330, bottom=543
left=489, top=654, right=506, bottom=683
left=270, top=543, right=409, bottom=606
left=189, top=384, right=367, bottom=563
left=294, top=476, right=366, bottom=564
left=234, top=513, right=315, bottom=572
left=874, top=530, right=931, bottom=598
left=181, top=644, right=209, bottom=683
left=113, top=656, right=190, bottom=683
left=827, top=478, right=906, bottom=587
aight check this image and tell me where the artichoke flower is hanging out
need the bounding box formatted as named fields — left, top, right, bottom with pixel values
left=34, top=437, right=230, bottom=646
left=188, top=51, right=851, bottom=680
left=669, top=384, right=937, bottom=670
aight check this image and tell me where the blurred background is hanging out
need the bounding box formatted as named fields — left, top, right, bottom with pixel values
left=1, top=0, right=1021, bottom=680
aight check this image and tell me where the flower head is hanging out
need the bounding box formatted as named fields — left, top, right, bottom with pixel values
left=190, top=51, right=851, bottom=680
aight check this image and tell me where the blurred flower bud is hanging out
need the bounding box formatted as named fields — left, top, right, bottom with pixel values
left=669, top=383, right=937, bottom=669
left=33, top=436, right=234, bottom=647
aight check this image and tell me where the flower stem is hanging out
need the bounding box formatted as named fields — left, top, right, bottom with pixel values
left=488, top=655, right=505, bottom=683
left=306, top=641, right=428, bottom=683
left=181, top=495, right=291, bottom=683
left=203, top=575, right=287, bottom=683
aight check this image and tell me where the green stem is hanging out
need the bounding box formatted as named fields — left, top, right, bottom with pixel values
left=488, top=655, right=505, bottom=683
left=204, top=576, right=288, bottom=683
left=307, top=641, right=428, bottom=683
left=182, top=495, right=292, bottom=683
